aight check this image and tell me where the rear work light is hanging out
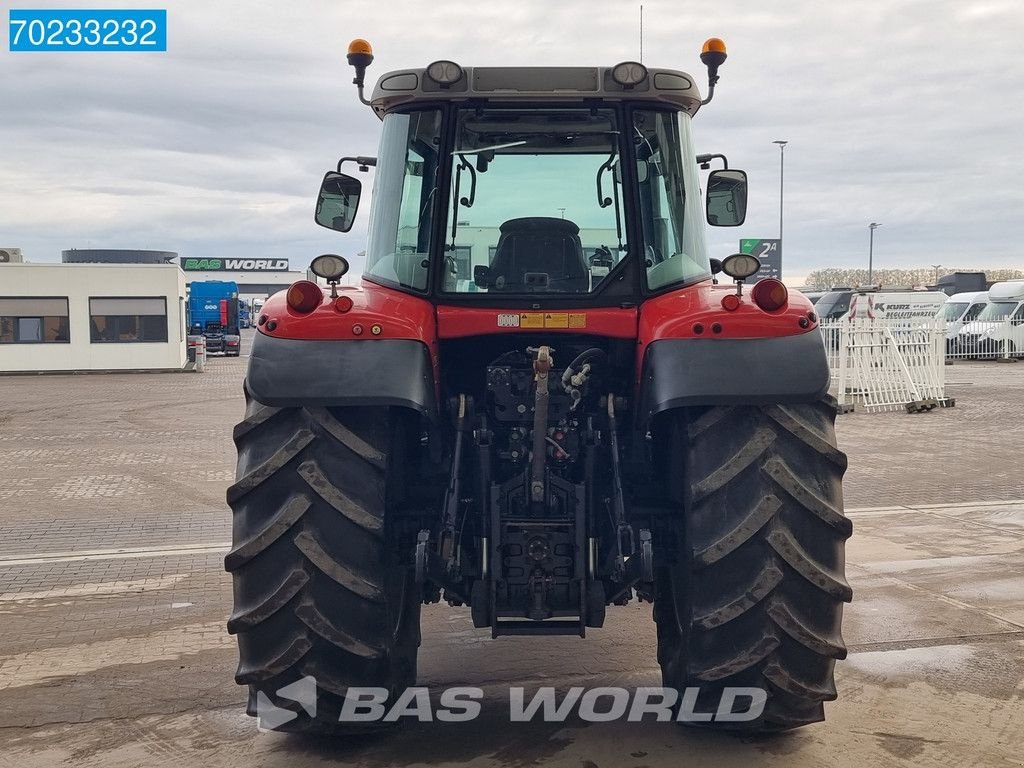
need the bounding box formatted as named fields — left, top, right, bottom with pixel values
left=286, top=281, right=323, bottom=313
left=751, top=278, right=789, bottom=312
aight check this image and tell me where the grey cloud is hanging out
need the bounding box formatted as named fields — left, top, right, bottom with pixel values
left=1, top=0, right=1022, bottom=280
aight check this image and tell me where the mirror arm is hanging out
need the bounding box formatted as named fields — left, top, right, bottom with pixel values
left=337, top=156, right=377, bottom=173
left=696, top=153, right=728, bottom=170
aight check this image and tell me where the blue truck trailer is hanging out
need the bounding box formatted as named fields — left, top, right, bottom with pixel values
left=187, top=280, right=241, bottom=356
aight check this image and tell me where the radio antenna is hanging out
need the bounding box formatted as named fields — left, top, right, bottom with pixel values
left=639, top=5, right=644, bottom=62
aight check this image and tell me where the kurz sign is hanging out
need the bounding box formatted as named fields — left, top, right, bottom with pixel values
left=182, top=258, right=289, bottom=272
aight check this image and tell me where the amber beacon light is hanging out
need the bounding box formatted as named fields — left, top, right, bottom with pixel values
left=347, top=39, right=375, bottom=104
left=699, top=37, right=728, bottom=105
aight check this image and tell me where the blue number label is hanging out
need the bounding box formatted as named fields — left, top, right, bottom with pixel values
left=9, top=9, right=167, bottom=51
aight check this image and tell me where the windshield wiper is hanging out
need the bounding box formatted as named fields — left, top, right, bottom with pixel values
left=452, top=140, right=527, bottom=155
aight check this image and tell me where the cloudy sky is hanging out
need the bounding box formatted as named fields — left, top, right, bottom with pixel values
left=2, top=0, right=1022, bottom=281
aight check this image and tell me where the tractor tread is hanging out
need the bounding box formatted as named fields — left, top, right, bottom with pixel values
left=766, top=528, right=853, bottom=601
left=764, top=457, right=853, bottom=537
left=234, top=634, right=312, bottom=684
left=297, top=458, right=384, bottom=536
left=226, top=568, right=309, bottom=634
left=768, top=598, right=848, bottom=659
left=689, top=632, right=780, bottom=681
left=692, top=426, right=776, bottom=502
left=307, top=407, right=387, bottom=471
left=763, top=662, right=838, bottom=702
left=226, top=428, right=315, bottom=504
left=765, top=405, right=848, bottom=470
left=224, top=494, right=311, bottom=571
left=232, top=400, right=287, bottom=441
left=295, top=597, right=386, bottom=659
left=693, top=494, right=781, bottom=565
left=293, top=529, right=385, bottom=602
left=695, top=565, right=783, bottom=629
left=686, top=406, right=731, bottom=440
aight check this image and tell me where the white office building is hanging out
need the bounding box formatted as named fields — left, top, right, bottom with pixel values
left=0, top=263, right=187, bottom=373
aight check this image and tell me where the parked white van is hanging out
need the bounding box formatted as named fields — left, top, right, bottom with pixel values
left=815, top=289, right=947, bottom=322
left=955, top=281, right=1024, bottom=358
left=939, top=291, right=988, bottom=344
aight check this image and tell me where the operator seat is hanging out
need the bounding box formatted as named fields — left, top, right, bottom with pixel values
left=486, top=217, right=588, bottom=292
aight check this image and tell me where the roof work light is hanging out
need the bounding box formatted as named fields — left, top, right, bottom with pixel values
left=426, top=60, right=464, bottom=86
left=611, top=61, right=648, bottom=87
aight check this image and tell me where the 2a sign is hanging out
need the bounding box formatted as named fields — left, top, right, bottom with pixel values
left=182, top=258, right=290, bottom=272
left=739, top=239, right=782, bottom=281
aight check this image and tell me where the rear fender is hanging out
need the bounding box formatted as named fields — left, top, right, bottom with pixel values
left=637, top=281, right=829, bottom=422
left=247, top=280, right=439, bottom=417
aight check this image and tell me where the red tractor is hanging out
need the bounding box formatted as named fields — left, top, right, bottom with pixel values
left=226, top=38, right=851, bottom=732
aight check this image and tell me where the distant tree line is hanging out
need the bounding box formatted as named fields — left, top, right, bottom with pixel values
left=803, top=268, right=1024, bottom=290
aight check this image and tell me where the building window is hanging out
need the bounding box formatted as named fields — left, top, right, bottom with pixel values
left=90, top=297, right=168, bottom=343
left=452, top=246, right=472, bottom=280
left=0, top=297, right=70, bottom=343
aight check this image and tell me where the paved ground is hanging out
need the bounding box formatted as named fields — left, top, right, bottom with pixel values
left=0, top=340, right=1021, bottom=767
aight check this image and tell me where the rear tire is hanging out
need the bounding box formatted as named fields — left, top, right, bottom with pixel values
left=654, top=398, right=851, bottom=730
left=225, top=387, right=421, bottom=732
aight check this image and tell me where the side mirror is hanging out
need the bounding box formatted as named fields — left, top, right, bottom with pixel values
left=315, top=171, right=362, bottom=232
left=706, top=169, right=747, bottom=227
left=473, top=265, right=491, bottom=288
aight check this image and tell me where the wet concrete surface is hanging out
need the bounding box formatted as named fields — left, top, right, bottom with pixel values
left=0, top=345, right=1022, bottom=766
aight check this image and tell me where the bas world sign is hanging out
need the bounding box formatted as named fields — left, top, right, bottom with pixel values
left=182, top=258, right=290, bottom=272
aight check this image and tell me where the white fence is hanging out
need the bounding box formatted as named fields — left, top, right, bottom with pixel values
left=944, top=320, right=1024, bottom=361
left=820, top=314, right=1022, bottom=413
left=820, top=318, right=949, bottom=413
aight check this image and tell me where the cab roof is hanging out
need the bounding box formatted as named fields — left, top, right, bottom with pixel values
left=369, top=66, right=703, bottom=118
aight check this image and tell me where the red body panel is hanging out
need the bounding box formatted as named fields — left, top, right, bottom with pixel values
left=259, top=280, right=437, bottom=343
left=435, top=306, right=638, bottom=339
left=637, top=280, right=818, bottom=380
left=638, top=279, right=816, bottom=342
left=261, top=278, right=817, bottom=392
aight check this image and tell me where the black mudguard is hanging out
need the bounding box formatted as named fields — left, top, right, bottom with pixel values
left=638, top=331, right=830, bottom=422
left=245, top=331, right=437, bottom=416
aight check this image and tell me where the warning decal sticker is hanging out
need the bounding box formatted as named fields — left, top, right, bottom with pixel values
left=494, top=313, right=588, bottom=329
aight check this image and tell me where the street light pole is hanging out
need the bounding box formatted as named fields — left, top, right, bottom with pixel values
left=868, top=222, right=881, bottom=285
left=773, top=140, right=787, bottom=243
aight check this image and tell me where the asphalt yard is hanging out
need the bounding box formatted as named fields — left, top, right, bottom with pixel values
left=0, top=338, right=1021, bottom=767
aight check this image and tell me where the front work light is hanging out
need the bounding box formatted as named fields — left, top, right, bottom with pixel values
left=310, top=254, right=349, bottom=282
left=426, top=60, right=464, bottom=85
left=611, top=61, right=648, bottom=87
left=720, top=253, right=761, bottom=281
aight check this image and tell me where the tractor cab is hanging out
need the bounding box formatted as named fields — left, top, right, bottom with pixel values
left=315, top=41, right=748, bottom=305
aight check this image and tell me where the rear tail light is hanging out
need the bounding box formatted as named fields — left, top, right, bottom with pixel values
left=751, top=278, right=789, bottom=312
left=334, top=295, right=354, bottom=313
left=721, top=293, right=741, bottom=311
left=286, top=281, right=323, bottom=313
